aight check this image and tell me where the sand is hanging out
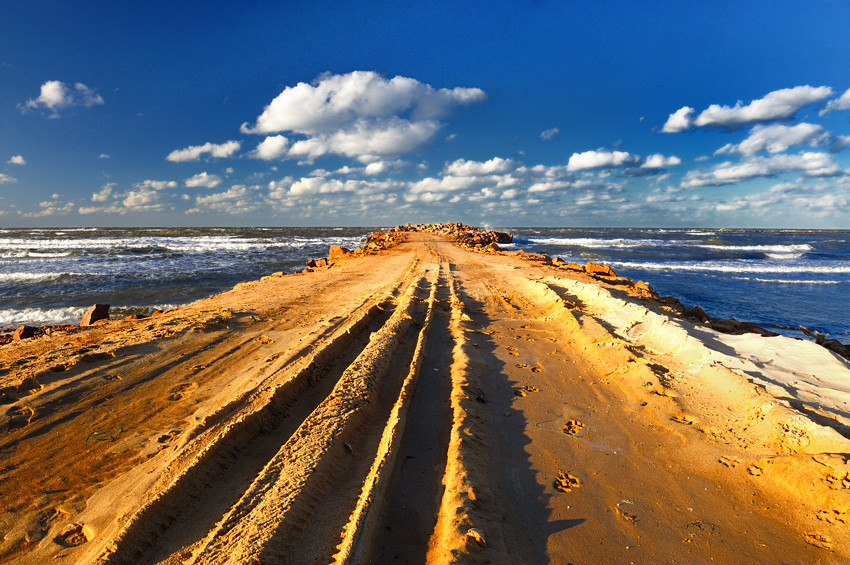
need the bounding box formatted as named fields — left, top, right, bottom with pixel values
left=1, top=230, right=848, bottom=564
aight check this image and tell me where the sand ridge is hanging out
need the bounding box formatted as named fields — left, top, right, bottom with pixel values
left=1, top=228, right=849, bottom=563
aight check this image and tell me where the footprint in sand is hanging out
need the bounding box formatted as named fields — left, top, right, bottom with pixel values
left=168, top=382, right=199, bottom=401
left=554, top=471, right=580, bottom=492
left=718, top=455, right=741, bottom=468
left=266, top=352, right=282, bottom=363
left=515, top=363, right=529, bottom=369
left=54, top=523, right=89, bottom=547
left=524, top=385, right=538, bottom=392
left=256, top=335, right=274, bottom=345
left=748, top=463, right=765, bottom=476
left=670, top=413, right=696, bottom=425
left=817, top=509, right=847, bottom=524
left=563, top=420, right=584, bottom=436
left=803, top=532, right=832, bottom=549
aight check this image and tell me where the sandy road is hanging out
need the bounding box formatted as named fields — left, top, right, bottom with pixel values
left=1, top=233, right=848, bottom=564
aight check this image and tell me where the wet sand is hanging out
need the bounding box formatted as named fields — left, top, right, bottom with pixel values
left=1, top=230, right=849, bottom=564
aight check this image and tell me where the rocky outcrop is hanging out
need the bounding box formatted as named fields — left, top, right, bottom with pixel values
left=80, top=304, right=110, bottom=326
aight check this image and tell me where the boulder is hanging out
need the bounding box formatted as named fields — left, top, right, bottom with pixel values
left=12, top=325, right=37, bottom=340
left=683, top=305, right=712, bottom=323
left=80, top=304, right=110, bottom=326
left=586, top=262, right=616, bottom=277
left=328, top=245, right=350, bottom=262
left=710, top=318, right=740, bottom=333
left=633, top=281, right=658, bottom=296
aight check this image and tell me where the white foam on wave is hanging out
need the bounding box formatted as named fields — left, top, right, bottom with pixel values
left=0, top=306, right=87, bottom=326
left=612, top=261, right=850, bottom=274
left=740, top=277, right=841, bottom=285
left=526, top=236, right=665, bottom=249
left=700, top=243, right=812, bottom=253
left=0, top=272, right=86, bottom=282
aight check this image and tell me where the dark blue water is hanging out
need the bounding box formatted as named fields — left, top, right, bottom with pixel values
left=0, top=227, right=371, bottom=327
left=504, top=228, right=850, bottom=341
left=2, top=227, right=848, bottom=342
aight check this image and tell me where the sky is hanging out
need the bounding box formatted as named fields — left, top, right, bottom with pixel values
left=2, top=1, right=850, bottom=228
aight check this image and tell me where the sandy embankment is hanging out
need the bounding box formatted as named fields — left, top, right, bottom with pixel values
left=1, top=227, right=849, bottom=564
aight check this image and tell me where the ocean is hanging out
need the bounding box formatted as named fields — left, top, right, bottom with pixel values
left=505, top=228, right=850, bottom=342
left=1, top=227, right=848, bottom=343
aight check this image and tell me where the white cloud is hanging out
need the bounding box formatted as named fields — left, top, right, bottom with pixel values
left=662, top=106, right=695, bottom=133
left=21, top=80, right=104, bottom=116
left=251, top=135, right=290, bottom=160
left=682, top=152, right=844, bottom=188
left=92, top=183, right=114, bottom=202
left=696, top=86, right=833, bottom=130
left=121, top=187, right=163, bottom=212
left=242, top=71, right=485, bottom=134
left=166, top=140, right=241, bottom=162
left=819, top=88, right=850, bottom=116
left=185, top=172, right=222, bottom=188
left=7, top=155, right=25, bottom=165
left=240, top=71, right=485, bottom=162
left=714, top=123, right=831, bottom=156
left=286, top=117, right=441, bottom=163
left=540, top=127, right=560, bottom=141
left=444, top=157, right=517, bottom=176
left=0, top=173, right=18, bottom=184
left=135, top=179, right=178, bottom=190
left=187, top=185, right=261, bottom=214
left=20, top=196, right=75, bottom=218
left=98, top=153, right=110, bottom=159
left=567, top=150, right=639, bottom=171
left=642, top=154, right=682, bottom=168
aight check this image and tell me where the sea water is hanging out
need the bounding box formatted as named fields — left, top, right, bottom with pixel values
left=1, top=227, right=848, bottom=342
left=506, top=228, right=850, bottom=341
left=0, top=227, right=370, bottom=328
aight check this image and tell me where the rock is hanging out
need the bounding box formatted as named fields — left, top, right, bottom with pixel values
left=586, top=262, right=616, bottom=277
left=711, top=318, right=740, bottom=333
left=315, top=258, right=328, bottom=267
left=80, top=304, right=110, bottom=326
left=305, top=259, right=318, bottom=268
left=12, top=325, right=37, bottom=340
left=328, top=245, right=350, bottom=262
left=633, top=281, right=657, bottom=296
left=737, top=322, right=779, bottom=337
left=564, top=262, right=585, bottom=272
left=683, top=305, right=712, bottom=323
left=484, top=242, right=501, bottom=252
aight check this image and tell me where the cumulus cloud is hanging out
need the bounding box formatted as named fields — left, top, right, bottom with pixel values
left=540, top=127, right=560, bottom=141
left=681, top=152, right=844, bottom=188
left=240, top=71, right=486, bottom=162
left=185, top=172, right=222, bottom=188
left=444, top=157, right=517, bottom=176
left=665, top=86, right=834, bottom=132
left=567, top=150, right=639, bottom=171
left=714, top=123, right=831, bottom=156
left=92, top=183, right=114, bottom=202
left=642, top=154, right=682, bottom=168
left=187, top=185, right=261, bottom=214
left=242, top=71, right=485, bottom=134
left=251, top=135, right=290, bottom=160
left=819, top=88, right=850, bottom=116
left=98, top=153, right=110, bottom=159
left=134, top=179, right=178, bottom=190
left=20, top=80, right=104, bottom=116
left=20, top=195, right=75, bottom=218
left=662, top=106, right=695, bottom=133
left=285, top=118, right=441, bottom=163
left=0, top=173, right=18, bottom=184
left=166, top=140, right=241, bottom=162
left=7, top=155, right=25, bottom=165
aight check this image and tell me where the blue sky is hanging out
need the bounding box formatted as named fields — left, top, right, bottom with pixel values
left=2, top=1, right=849, bottom=228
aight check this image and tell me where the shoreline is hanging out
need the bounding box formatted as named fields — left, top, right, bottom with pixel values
left=1, top=223, right=849, bottom=563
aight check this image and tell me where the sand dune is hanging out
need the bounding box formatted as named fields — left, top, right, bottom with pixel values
left=1, top=230, right=849, bottom=564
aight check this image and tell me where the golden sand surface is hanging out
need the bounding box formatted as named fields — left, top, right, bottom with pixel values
left=1, top=231, right=849, bottom=564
